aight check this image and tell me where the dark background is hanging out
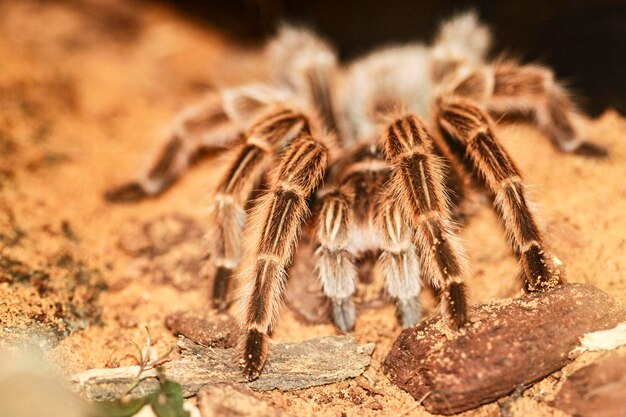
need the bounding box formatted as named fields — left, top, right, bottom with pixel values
left=162, top=0, right=625, bottom=116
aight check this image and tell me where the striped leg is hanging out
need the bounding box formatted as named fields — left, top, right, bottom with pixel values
left=488, top=60, right=607, bottom=157
left=209, top=107, right=309, bottom=311
left=240, top=130, right=328, bottom=380
left=105, top=85, right=292, bottom=203
left=436, top=98, right=564, bottom=291
left=315, top=188, right=358, bottom=332
left=267, top=25, right=339, bottom=133
left=381, top=115, right=470, bottom=328
left=105, top=94, right=241, bottom=202
left=375, top=197, right=422, bottom=328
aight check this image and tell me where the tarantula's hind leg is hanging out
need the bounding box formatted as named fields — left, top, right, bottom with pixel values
left=239, top=129, right=328, bottom=380
left=105, top=95, right=241, bottom=203
left=104, top=133, right=202, bottom=203
left=314, top=188, right=358, bottom=332
left=381, top=115, right=470, bottom=328
left=488, top=60, right=608, bottom=158
left=375, top=198, right=422, bottom=328
left=436, top=98, right=564, bottom=291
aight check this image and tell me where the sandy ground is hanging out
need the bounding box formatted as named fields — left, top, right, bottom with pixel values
left=0, top=1, right=625, bottom=416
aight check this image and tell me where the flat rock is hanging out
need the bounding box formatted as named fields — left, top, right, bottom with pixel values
left=71, top=335, right=375, bottom=401
left=552, top=350, right=626, bottom=417
left=383, top=283, right=625, bottom=415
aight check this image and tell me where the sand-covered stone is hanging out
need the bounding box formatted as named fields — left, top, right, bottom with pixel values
left=384, top=283, right=625, bottom=415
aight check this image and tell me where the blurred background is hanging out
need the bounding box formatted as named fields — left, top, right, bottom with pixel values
left=161, top=0, right=626, bottom=116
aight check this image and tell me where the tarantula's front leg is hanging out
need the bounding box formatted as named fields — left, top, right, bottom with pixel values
left=105, top=94, right=241, bottom=202
left=381, top=115, right=470, bottom=328
left=436, top=98, right=564, bottom=291
left=315, top=187, right=358, bottom=332
left=209, top=107, right=309, bottom=311
left=375, top=197, right=422, bottom=328
left=240, top=130, right=328, bottom=380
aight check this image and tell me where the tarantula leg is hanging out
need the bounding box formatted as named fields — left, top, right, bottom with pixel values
left=488, top=60, right=608, bottom=157
left=105, top=134, right=196, bottom=202
left=209, top=108, right=310, bottom=311
left=436, top=98, right=564, bottom=291
left=315, top=188, right=358, bottom=332
left=267, top=26, right=339, bottom=134
left=331, top=297, right=356, bottom=333
left=240, top=130, right=328, bottom=380
left=381, top=115, right=470, bottom=328
left=211, top=266, right=231, bottom=311
left=106, top=95, right=240, bottom=203
left=375, top=198, right=422, bottom=328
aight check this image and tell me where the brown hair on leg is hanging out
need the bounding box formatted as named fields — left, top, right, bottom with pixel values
left=487, top=60, right=607, bottom=157
left=209, top=107, right=309, bottom=311
left=381, top=114, right=470, bottom=328
left=105, top=94, right=241, bottom=203
left=238, top=129, right=328, bottom=380
left=435, top=98, right=564, bottom=291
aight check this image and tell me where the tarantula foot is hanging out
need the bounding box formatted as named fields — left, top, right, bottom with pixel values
left=211, top=266, right=231, bottom=312
left=396, top=296, right=421, bottom=328
left=242, top=329, right=268, bottom=381
left=331, top=297, right=356, bottom=333
left=573, top=141, right=609, bottom=158
left=105, top=181, right=149, bottom=203
left=522, top=247, right=565, bottom=292
left=443, top=282, right=469, bottom=329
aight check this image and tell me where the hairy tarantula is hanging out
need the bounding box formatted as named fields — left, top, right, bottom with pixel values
left=106, top=12, right=606, bottom=380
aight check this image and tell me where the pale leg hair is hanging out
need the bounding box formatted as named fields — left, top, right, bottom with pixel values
left=442, top=60, right=608, bottom=157
left=375, top=196, right=422, bottom=328
left=314, top=187, right=358, bottom=332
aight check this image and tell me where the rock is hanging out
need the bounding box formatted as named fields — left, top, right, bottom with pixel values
left=383, top=283, right=625, bottom=415
left=165, top=310, right=238, bottom=348
left=198, top=383, right=290, bottom=417
left=552, top=350, right=626, bottom=417
left=71, top=335, right=375, bottom=401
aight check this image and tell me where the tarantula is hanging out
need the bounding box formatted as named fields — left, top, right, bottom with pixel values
left=106, top=12, right=606, bottom=380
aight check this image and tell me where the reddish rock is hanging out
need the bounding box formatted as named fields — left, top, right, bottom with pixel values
left=383, top=283, right=625, bottom=415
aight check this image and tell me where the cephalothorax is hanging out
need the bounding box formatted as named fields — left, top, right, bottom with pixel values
left=107, top=12, right=605, bottom=380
